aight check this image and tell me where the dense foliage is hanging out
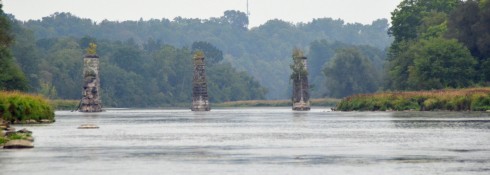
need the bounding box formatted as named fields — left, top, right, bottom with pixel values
left=323, top=48, right=380, bottom=98
left=27, top=37, right=267, bottom=107
left=386, top=0, right=490, bottom=90
left=336, top=88, right=490, bottom=111
left=15, top=11, right=392, bottom=99
left=447, top=0, right=490, bottom=82
left=0, top=4, right=28, bottom=91
left=4, top=0, right=489, bottom=104
left=306, top=40, right=386, bottom=98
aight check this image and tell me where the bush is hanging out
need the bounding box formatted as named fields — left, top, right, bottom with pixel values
left=0, top=91, right=54, bottom=123
left=336, top=88, right=490, bottom=111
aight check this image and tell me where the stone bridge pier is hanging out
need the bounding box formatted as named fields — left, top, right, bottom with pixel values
left=80, top=53, right=102, bottom=112
left=191, top=52, right=210, bottom=111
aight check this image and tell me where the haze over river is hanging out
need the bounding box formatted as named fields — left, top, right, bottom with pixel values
left=1, top=108, right=490, bottom=174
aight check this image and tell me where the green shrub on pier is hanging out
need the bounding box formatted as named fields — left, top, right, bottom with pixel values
left=336, top=88, right=490, bottom=111
left=0, top=91, right=54, bottom=123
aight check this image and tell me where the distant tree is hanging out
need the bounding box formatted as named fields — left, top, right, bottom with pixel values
left=308, top=40, right=385, bottom=97
left=389, top=0, right=459, bottom=43
left=78, top=35, right=97, bottom=49
left=191, top=41, right=223, bottom=64
left=42, top=38, right=83, bottom=99
left=10, top=16, right=42, bottom=91
left=447, top=0, right=490, bottom=81
left=0, top=5, right=12, bottom=47
left=408, top=38, right=477, bottom=89
left=0, top=4, right=28, bottom=91
left=14, top=8, right=393, bottom=100
left=386, top=0, right=461, bottom=90
left=111, top=39, right=146, bottom=74
left=0, top=47, right=28, bottom=91
left=222, top=10, right=249, bottom=30
left=324, top=48, right=379, bottom=98
left=143, top=38, right=162, bottom=52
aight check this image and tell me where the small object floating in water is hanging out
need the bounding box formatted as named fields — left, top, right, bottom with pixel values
left=77, top=124, right=99, bottom=129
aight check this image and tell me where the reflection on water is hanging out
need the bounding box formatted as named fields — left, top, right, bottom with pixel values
left=1, top=108, right=490, bottom=175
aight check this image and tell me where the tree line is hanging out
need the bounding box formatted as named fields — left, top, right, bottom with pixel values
left=386, top=0, right=490, bottom=90
left=15, top=10, right=392, bottom=99
left=5, top=1, right=485, bottom=105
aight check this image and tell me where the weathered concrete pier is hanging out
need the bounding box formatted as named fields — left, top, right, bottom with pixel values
left=191, top=51, right=210, bottom=111
left=291, top=49, right=310, bottom=111
left=80, top=43, right=102, bottom=112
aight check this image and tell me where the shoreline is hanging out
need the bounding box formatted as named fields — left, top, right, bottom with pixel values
left=336, top=88, right=490, bottom=112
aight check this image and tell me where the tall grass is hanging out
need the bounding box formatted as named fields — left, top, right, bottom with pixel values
left=214, top=98, right=340, bottom=107
left=49, top=99, right=80, bottom=110
left=336, top=88, right=490, bottom=111
left=0, top=91, right=55, bottom=123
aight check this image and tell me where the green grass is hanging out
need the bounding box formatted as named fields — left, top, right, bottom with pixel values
left=0, top=137, right=7, bottom=145
left=1, top=133, right=32, bottom=145
left=7, top=133, right=31, bottom=140
left=49, top=99, right=80, bottom=110
left=0, top=91, right=55, bottom=123
left=214, top=98, right=340, bottom=107
left=336, top=88, right=490, bottom=111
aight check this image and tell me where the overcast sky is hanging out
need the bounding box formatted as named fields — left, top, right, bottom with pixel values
left=2, top=0, right=401, bottom=27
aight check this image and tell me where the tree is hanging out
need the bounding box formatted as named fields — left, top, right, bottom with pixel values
left=0, top=4, right=28, bottom=91
left=407, top=38, right=477, bottom=89
left=447, top=0, right=490, bottom=81
left=191, top=41, right=223, bottom=64
left=290, top=48, right=308, bottom=80
left=389, top=0, right=459, bottom=43
left=387, top=0, right=462, bottom=90
left=222, top=10, right=249, bottom=30
left=10, top=16, right=42, bottom=91
left=14, top=9, right=392, bottom=100
left=324, top=48, right=379, bottom=98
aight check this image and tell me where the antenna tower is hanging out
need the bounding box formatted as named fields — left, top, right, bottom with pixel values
left=246, top=0, right=250, bottom=16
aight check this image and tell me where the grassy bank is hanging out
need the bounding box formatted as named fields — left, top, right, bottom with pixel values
left=0, top=91, right=55, bottom=123
left=47, top=98, right=340, bottom=109
left=214, top=98, right=340, bottom=107
left=49, top=99, right=79, bottom=110
left=336, top=88, right=490, bottom=111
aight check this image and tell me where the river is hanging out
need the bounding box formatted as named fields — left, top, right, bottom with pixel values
left=1, top=108, right=490, bottom=174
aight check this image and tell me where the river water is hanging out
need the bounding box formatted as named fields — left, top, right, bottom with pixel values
left=1, top=108, right=490, bottom=175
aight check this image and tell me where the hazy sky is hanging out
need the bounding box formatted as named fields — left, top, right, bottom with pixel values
left=2, top=0, right=401, bottom=27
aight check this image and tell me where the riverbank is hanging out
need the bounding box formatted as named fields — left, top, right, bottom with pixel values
left=1, top=120, right=34, bottom=149
left=336, top=88, right=490, bottom=111
left=214, top=98, right=340, bottom=107
left=50, top=98, right=340, bottom=110
left=49, top=99, right=79, bottom=110
left=0, top=91, right=55, bottom=124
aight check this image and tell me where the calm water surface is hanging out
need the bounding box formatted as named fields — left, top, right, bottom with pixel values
left=1, top=108, right=490, bottom=174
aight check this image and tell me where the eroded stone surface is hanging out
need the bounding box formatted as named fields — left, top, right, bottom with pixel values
left=80, top=56, right=102, bottom=112
left=3, top=140, right=34, bottom=149
left=191, top=55, right=210, bottom=111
